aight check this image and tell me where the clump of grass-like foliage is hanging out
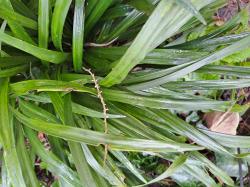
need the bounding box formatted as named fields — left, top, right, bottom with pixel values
left=1, top=0, right=250, bottom=186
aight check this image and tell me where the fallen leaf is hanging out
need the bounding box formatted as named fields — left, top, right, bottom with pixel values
left=215, top=19, right=225, bottom=26
left=204, top=112, right=240, bottom=135
left=38, top=132, right=45, bottom=141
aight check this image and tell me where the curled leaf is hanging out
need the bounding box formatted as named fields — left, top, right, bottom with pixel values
left=204, top=112, right=240, bottom=135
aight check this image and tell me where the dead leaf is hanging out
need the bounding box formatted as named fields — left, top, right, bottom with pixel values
left=38, top=132, right=45, bottom=141
left=204, top=112, right=240, bottom=135
left=215, top=20, right=225, bottom=26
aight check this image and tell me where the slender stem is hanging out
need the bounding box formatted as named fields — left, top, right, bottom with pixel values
left=238, top=148, right=244, bottom=187
left=247, top=163, right=250, bottom=187
left=82, top=67, right=109, bottom=166
left=236, top=0, right=241, bottom=12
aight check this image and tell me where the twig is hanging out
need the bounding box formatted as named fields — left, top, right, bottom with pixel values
left=236, top=0, right=241, bottom=12
left=238, top=148, right=244, bottom=187
left=82, top=67, right=109, bottom=165
left=247, top=163, right=250, bottom=187
left=84, top=38, right=117, bottom=47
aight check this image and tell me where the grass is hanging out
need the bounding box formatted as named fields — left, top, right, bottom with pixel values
left=0, top=0, right=250, bottom=186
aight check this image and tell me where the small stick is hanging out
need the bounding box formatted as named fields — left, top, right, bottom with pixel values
left=84, top=38, right=117, bottom=47
left=82, top=67, right=109, bottom=165
left=247, top=163, right=250, bottom=187
left=236, top=0, right=241, bottom=12
left=238, top=148, right=244, bottom=187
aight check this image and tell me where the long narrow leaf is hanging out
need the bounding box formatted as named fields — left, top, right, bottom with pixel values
left=176, top=0, right=206, bottom=25
left=100, top=0, right=213, bottom=87
left=24, top=127, right=82, bottom=186
left=73, top=0, right=85, bottom=72
left=0, top=78, right=26, bottom=187
left=137, top=154, right=187, bottom=186
left=16, top=123, right=40, bottom=187
left=38, top=0, right=50, bottom=66
left=128, top=34, right=250, bottom=90
left=0, top=31, right=69, bottom=64
left=13, top=109, right=203, bottom=153
left=51, top=0, right=72, bottom=50
left=0, top=6, right=37, bottom=29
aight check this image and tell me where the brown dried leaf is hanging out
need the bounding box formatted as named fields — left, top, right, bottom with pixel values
left=215, top=19, right=225, bottom=26
left=217, top=0, right=250, bottom=22
left=204, top=112, right=240, bottom=135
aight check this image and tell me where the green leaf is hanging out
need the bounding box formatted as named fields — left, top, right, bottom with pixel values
left=90, top=147, right=126, bottom=185
left=51, top=0, right=72, bottom=50
left=163, top=79, right=250, bottom=90
left=215, top=152, right=248, bottom=177
left=19, top=97, right=80, bottom=166
left=73, top=0, right=85, bottom=72
left=38, top=0, right=50, bottom=66
left=111, top=150, right=147, bottom=183
left=137, top=154, right=187, bottom=186
left=136, top=107, right=233, bottom=156
left=88, top=46, right=208, bottom=67
left=0, top=31, right=69, bottom=64
left=127, top=34, right=250, bottom=90
left=0, top=20, right=7, bottom=54
left=16, top=123, right=40, bottom=187
left=169, top=11, right=241, bottom=50
left=181, top=164, right=217, bottom=186
left=111, top=103, right=185, bottom=142
left=1, top=159, right=11, bottom=187
left=13, top=109, right=203, bottom=153
left=62, top=94, right=98, bottom=187
left=0, top=56, right=38, bottom=68
left=0, top=64, right=28, bottom=78
left=102, top=89, right=230, bottom=111
left=38, top=0, right=49, bottom=48
left=85, top=0, right=113, bottom=36
left=127, top=0, right=154, bottom=15
left=0, top=78, right=26, bottom=187
left=19, top=94, right=125, bottom=119
left=73, top=102, right=125, bottom=118
left=176, top=0, right=206, bottom=25
left=198, top=65, right=250, bottom=78
left=85, top=0, right=98, bottom=18
left=1, top=0, right=35, bottom=44
left=1, top=0, right=249, bottom=185
left=191, top=152, right=234, bottom=186
left=170, top=32, right=250, bottom=50
left=24, top=127, right=82, bottom=186
left=100, top=0, right=213, bottom=87
left=81, top=145, right=124, bottom=186
left=10, top=0, right=37, bottom=19
left=0, top=6, right=37, bottom=30
left=10, top=80, right=95, bottom=96
left=19, top=99, right=59, bottom=123
left=98, top=9, right=143, bottom=43
left=200, top=128, right=250, bottom=148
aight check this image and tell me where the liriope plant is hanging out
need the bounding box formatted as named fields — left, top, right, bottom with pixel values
left=0, top=0, right=250, bottom=186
